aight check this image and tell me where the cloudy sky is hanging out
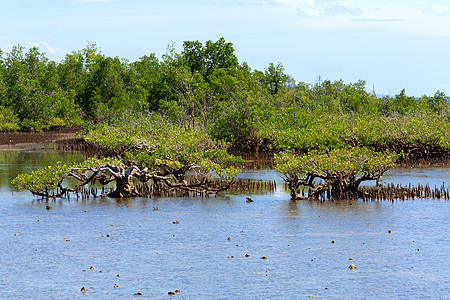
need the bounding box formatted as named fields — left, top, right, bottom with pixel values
left=1, top=0, right=450, bottom=96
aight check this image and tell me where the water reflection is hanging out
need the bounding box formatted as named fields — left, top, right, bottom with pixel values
left=0, top=150, right=86, bottom=193
left=383, top=166, right=449, bottom=187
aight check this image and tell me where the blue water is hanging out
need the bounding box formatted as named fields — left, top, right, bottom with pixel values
left=1, top=150, right=449, bottom=299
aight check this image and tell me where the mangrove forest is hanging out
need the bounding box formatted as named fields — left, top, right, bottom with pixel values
left=3, top=38, right=450, bottom=200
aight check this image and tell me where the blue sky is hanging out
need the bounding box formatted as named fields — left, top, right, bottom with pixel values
left=1, top=0, right=450, bottom=96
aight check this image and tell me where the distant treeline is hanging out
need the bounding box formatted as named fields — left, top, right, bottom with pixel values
left=1, top=38, right=449, bottom=152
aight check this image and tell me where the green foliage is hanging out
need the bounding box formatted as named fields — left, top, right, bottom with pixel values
left=12, top=162, right=70, bottom=192
left=83, top=113, right=242, bottom=178
left=274, top=147, right=399, bottom=178
left=263, top=109, right=450, bottom=152
left=1, top=45, right=83, bottom=131
left=12, top=156, right=123, bottom=193
left=181, top=37, right=239, bottom=77
left=275, top=147, right=400, bottom=199
left=0, top=105, right=20, bottom=131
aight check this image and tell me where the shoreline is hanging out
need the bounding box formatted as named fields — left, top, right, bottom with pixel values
left=0, top=126, right=82, bottom=150
left=1, top=129, right=449, bottom=166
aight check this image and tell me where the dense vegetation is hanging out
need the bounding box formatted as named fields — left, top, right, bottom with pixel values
left=1, top=39, right=449, bottom=152
left=6, top=38, right=450, bottom=199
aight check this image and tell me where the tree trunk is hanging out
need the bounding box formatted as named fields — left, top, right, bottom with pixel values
left=108, top=174, right=140, bottom=198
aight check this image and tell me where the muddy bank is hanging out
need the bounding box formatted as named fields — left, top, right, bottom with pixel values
left=0, top=126, right=83, bottom=150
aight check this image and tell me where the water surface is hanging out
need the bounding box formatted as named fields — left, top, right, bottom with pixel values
left=1, top=151, right=449, bottom=299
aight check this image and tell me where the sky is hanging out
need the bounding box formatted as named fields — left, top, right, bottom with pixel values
left=1, top=0, right=450, bottom=96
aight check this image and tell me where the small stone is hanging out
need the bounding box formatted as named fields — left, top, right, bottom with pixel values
left=117, top=274, right=121, bottom=277
left=90, top=266, right=95, bottom=270
left=81, top=287, right=88, bottom=293
left=173, top=221, right=179, bottom=224
left=227, top=237, right=231, bottom=241
left=331, top=240, right=335, bottom=244
left=106, top=235, right=110, bottom=237
left=134, top=292, right=143, bottom=295
left=46, top=205, right=52, bottom=210
left=260, top=256, right=268, bottom=259
left=388, top=230, right=392, bottom=233
left=37, top=220, right=40, bottom=222
left=84, top=210, right=89, bottom=212
left=349, top=257, right=354, bottom=260
left=349, top=264, right=357, bottom=269
left=245, top=254, right=250, bottom=258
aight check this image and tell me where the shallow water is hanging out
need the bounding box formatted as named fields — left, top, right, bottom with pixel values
left=1, top=151, right=449, bottom=299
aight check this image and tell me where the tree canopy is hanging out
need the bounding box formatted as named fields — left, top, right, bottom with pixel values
left=275, top=147, right=400, bottom=200
left=1, top=38, right=448, bottom=145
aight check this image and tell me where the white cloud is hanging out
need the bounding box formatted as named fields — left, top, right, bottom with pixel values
left=277, top=0, right=362, bottom=16
left=423, top=2, right=450, bottom=16
left=28, top=41, right=68, bottom=60
left=231, top=0, right=362, bottom=17
left=342, top=1, right=450, bottom=36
